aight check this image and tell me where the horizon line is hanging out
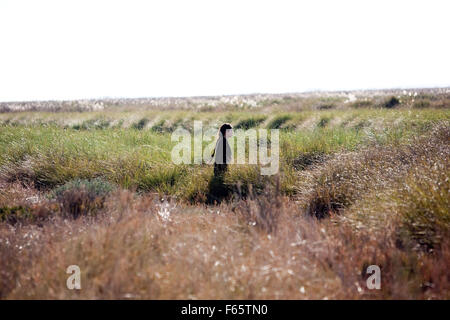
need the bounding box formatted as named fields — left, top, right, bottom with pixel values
left=1, top=85, right=449, bottom=104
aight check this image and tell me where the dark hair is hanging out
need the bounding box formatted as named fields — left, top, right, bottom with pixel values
left=219, top=123, right=233, bottom=137
left=211, top=123, right=233, bottom=159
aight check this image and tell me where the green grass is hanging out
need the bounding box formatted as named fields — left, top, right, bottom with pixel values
left=235, top=116, right=267, bottom=130
left=267, top=114, right=292, bottom=129
left=0, top=108, right=448, bottom=202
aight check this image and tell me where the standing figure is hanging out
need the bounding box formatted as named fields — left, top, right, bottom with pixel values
left=212, top=123, right=233, bottom=177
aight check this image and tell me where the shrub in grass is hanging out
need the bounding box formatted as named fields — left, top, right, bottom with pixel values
left=111, top=119, right=125, bottom=129
left=317, top=117, right=330, bottom=128
left=225, top=165, right=269, bottom=199
left=137, top=165, right=187, bottom=194
left=51, top=178, right=116, bottom=218
left=235, top=117, right=266, bottom=130
left=354, top=119, right=370, bottom=131
left=267, top=115, right=292, bottom=129
left=72, top=119, right=110, bottom=130
left=317, top=104, right=335, bottom=110
left=179, top=168, right=212, bottom=203
left=301, top=146, right=400, bottom=219
left=151, top=119, right=166, bottom=132
left=383, top=96, right=400, bottom=108
left=165, top=119, right=183, bottom=132
left=396, top=159, right=450, bottom=250
left=299, top=124, right=449, bottom=220
left=292, top=151, right=327, bottom=170
left=71, top=123, right=83, bottom=130
left=413, top=99, right=431, bottom=109
left=0, top=205, right=33, bottom=224
left=342, top=148, right=449, bottom=251
left=51, top=178, right=115, bottom=198
left=132, top=118, right=150, bottom=130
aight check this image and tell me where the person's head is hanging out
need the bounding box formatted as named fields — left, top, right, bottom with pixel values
left=219, top=123, right=233, bottom=139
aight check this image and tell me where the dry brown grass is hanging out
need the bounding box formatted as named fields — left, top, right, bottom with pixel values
left=296, top=124, right=449, bottom=220
left=1, top=176, right=449, bottom=299
left=0, top=117, right=448, bottom=300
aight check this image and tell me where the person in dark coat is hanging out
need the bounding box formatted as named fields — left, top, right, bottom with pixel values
left=212, top=123, right=233, bottom=177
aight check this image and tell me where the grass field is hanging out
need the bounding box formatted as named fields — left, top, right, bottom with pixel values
left=0, top=89, right=449, bottom=299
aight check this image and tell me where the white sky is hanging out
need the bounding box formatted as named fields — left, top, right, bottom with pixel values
left=0, top=0, right=449, bottom=102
